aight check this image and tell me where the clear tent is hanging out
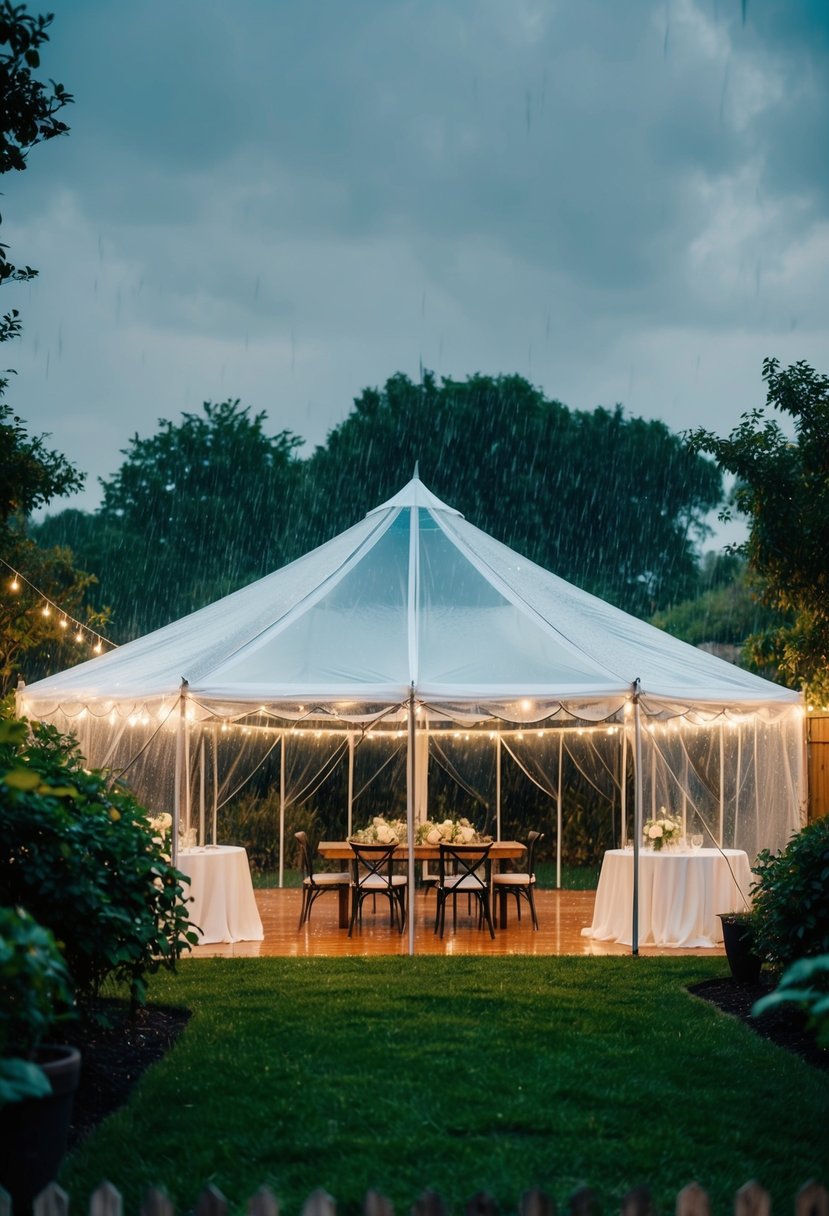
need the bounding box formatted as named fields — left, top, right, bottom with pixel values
left=18, top=477, right=804, bottom=953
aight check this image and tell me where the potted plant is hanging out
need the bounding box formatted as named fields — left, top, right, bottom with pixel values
left=718, top=909, right=763, bottom=984
left=0, top=905, right=80, bottom=1209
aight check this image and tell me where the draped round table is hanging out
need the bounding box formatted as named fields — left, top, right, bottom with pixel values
left=177, top=846, right=264, bottom=944
left=582, top=847, right=752, bottom=948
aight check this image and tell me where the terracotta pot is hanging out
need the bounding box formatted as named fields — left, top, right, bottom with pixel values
left=0, top=1044, right=82, bottom=1210
left=719, top=913, right=762, bottom=984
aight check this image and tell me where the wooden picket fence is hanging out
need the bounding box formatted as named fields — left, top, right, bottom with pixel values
left=2, top=1179, right=827, bottom=1216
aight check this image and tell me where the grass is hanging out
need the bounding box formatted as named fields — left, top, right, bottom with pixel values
left=61, top=958, right=827, bottom=1214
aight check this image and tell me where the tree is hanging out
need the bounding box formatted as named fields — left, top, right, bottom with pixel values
left=41, top=373, right=723, bottom=639
left=302, top=371, right=722, bottom=618
left=38, top=400, right=305, bottom=637
left=0, top=1, right=72, bottom=285
left=0, top=5, right=105, bottom=692
left=687, top=358, right=829, bottom=701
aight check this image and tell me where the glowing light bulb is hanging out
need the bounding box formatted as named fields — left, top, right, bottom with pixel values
left=74, top=630, right=84, bottom=643
left=10, top=576, right=20, bottom=591
left=58, top=617, right=69, bottom=630
left=93, top=641, right=102, bottom=654
left=41, top=605, right=51, bottom=617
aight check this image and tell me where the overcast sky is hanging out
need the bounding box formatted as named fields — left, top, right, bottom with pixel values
left=7, top=0, right=829, bottom=544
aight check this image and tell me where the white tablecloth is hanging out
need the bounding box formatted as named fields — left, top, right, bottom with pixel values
left=177, top=846, right=264, bottom=944
left=582, top=848, right=752, bottom=948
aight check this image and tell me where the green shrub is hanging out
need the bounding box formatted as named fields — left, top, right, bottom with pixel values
left=221, top=789, right=319, bottom=872
left=0, top=906, right=75, bottom=1104
left=750, top=816, right=829, bottom=971
left=0, top=713, right=198, bottom=1007
left=752, top=955, right=829, bottom=1047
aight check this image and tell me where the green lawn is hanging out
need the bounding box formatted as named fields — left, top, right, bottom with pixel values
left=61, top=958, right=828, bottom=1215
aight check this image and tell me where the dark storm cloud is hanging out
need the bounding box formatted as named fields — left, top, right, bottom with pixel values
left=6, top=0, right=829, bottom=518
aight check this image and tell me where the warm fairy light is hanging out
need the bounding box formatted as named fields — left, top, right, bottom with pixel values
left=10, top=576, right=20, bottom=591
left=93, top=641, right=102, bottom=654
left=58, top=617, right=69, bottom=630
left=74, top=629, right=84, bottom=643
left=41, top=604, right=50, bottom=617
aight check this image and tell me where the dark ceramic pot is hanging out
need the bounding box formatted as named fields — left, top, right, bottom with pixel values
left=0, top=1044, right=82, bottom=1210
left=719, top=913, right=762, bottom=984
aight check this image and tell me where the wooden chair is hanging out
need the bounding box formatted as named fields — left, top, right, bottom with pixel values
left=434, top=841, right=495, bottom=939
left=491, top=830, right=543, bottom=929
left=348, top=841, right=408, bottom=937
left=295, top=831, right=351, bottom=929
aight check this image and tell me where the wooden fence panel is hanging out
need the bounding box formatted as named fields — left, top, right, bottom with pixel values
left=9, top=1178, right=829, bottom=1216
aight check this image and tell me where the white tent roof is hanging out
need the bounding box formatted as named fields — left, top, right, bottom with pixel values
left=21, top=477, right=799, bottom=719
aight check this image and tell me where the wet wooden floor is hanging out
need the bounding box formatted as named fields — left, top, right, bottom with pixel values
left=185, top=888, right=726, bottom=959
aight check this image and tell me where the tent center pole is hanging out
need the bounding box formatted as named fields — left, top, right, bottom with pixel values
left=632, top=683, right=643, bottom=957
left=407, top=687, right=416, bottom=957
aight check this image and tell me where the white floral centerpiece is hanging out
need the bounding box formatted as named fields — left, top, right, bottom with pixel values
left=350, top=815, right=408, bottom=845
left=415, top=816, right=491, bottom=845
left=643, top=809, right=682, bottom=851
left=350, top=814, right=491, bottom=846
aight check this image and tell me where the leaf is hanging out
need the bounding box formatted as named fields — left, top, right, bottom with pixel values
left=0, top=1057, right=51, bottom=1103
left=1, top=767, right=43, bottom=790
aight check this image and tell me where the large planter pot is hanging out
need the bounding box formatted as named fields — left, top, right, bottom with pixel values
left=0, top=1044, right=82, bottom=1210
left=719, top=913, right=762, bottom=984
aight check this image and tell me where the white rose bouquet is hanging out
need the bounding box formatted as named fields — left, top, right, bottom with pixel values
left=350, top=815, right=407, bottom=844
left=415, top=816, right=490, bottom=845
left=643, top=809, right=682, bottom=851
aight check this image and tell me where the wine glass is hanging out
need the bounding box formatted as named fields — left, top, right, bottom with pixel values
left=691, top=833, right=704, bottom=850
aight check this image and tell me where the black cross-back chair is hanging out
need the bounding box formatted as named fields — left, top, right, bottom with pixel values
left=434, top=841, right=495, bottom=939
left=491, top=830, right=543, bottom=929
left=348, top=841, right=408, bottom=937
left=295, top=830, right=351, bottom=929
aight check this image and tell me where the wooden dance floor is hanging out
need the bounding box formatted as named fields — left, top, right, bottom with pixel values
left=184, top=888, right=725, bottom=958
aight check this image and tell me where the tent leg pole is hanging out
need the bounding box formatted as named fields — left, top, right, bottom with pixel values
left=632, top=684, right=643, bottom=957
left=620, top=725, right=627, bottom=847
left=173, top=679, right=189, bottom=867
left=199, top=735, right=206, bottom=847
left=347, top=732, right=355, bottom=838
left=407, top=688, right=416, bottom=957
left=279, top=731, right=286, bottom=889
left=495, top=733, right=501, bottom=840
left=556, top=733, right=563, bottom=889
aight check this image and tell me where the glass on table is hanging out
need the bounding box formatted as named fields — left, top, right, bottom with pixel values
left=691, top=833, right=704, bottom=850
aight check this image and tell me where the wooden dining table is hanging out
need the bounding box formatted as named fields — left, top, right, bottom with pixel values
left=317, top=840, right=527, bottom=929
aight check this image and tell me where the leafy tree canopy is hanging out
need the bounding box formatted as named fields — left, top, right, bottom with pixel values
left=301, top=371, right=722, bottom=618
left=687, top=358, right=829, bottom=700
left=38, top=400, right=305, bottom=637
left=39, top=372, right=723, bottom=640
left=0, top=1, right=72, bottom=284
left=0, top=4, right=105, bottom=693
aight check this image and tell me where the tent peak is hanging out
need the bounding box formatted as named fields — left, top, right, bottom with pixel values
left=366, top=477, right=463, bottom=517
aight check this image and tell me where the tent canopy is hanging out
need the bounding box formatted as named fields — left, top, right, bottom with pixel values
left=20, top=476, right=799, bottom=723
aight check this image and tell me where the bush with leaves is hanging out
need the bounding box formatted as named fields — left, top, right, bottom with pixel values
left=0, top=905, right=75, bottom=1104
left=0, top=712, right=198, bottom=1007
left=750, top=816, right=829, bottom=972
left=752, top=955, right=829, bottom=1048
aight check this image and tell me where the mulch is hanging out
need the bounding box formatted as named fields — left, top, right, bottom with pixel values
left=64, top=974, right=826, bottom=1151
left=65, top=1002, right=191, bottom=1150
left=689, top=973, right=829, bottom=1073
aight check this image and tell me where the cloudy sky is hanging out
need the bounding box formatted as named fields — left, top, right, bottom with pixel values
left=7, top=0, right=829, bottom=539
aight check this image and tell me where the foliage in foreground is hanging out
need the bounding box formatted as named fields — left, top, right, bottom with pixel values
left=0, top=904, right=75, bottom=1103
left=753, top=955, right=829, bottom=1048
left=750, top=816, right=829, bottom=972
left=61, top=957, right=827, bottom=1215
left=0, top=711, right=197, bottom=1005
left=687, top=358, right=829, bottom=700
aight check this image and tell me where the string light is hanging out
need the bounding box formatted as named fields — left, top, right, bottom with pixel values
left=1, top=558, right=115, bottom=657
